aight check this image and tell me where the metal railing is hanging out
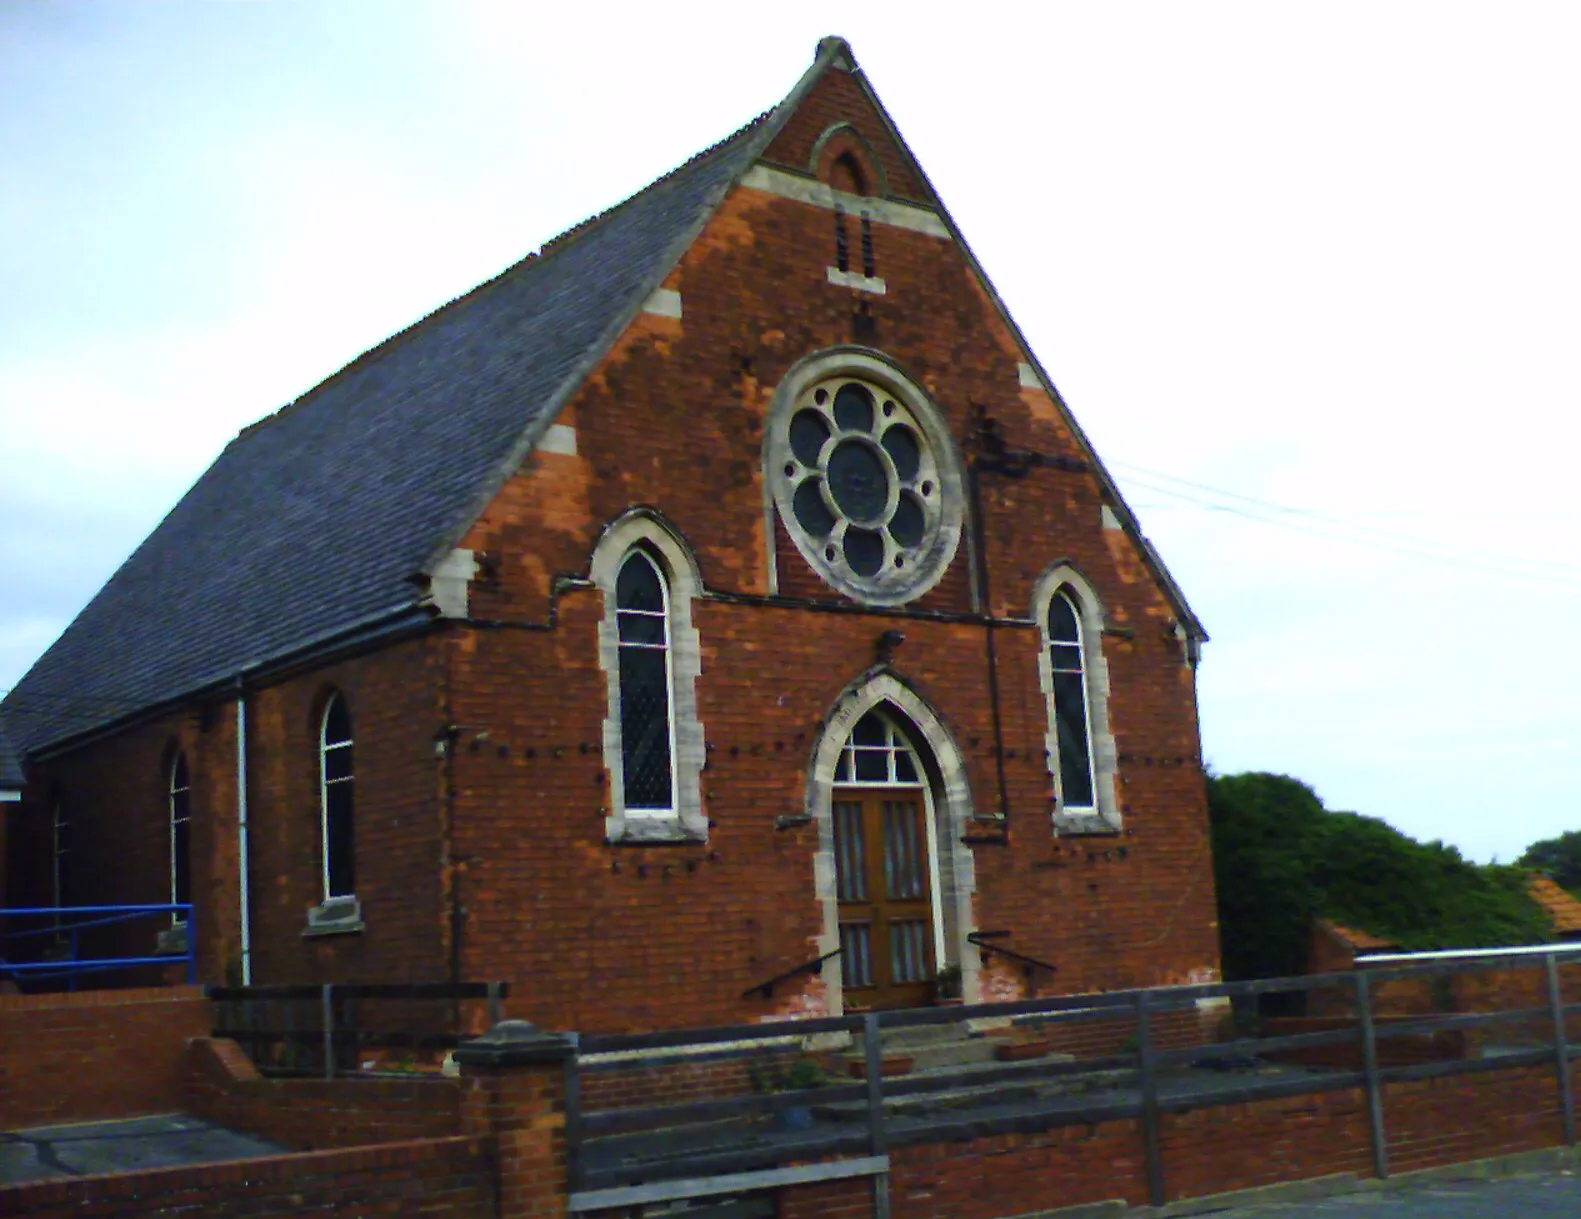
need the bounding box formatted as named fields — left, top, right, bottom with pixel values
left=741, top=946, right=844, bottom=1000
left=211, top=980, right=507, bottom=1079
left=967, top=929, right=1057, bottom=979
left=0, top=903, right=195, bottom=987
left=564, top=945, right=1581, bottom=1213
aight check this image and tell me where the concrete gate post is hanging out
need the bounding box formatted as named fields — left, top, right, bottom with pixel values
left=455, top=1019, right=577, bottom=1218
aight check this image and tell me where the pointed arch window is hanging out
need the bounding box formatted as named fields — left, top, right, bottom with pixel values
left=52, top=797, right=71, bottom=911
left=1034, top=569, right=1119, bottom=833
left=1047, top=592, right=1096, bottom=811
left=615, top=549, right=676, bottom=812
left=592, top=512, right=707, bottom=843
left=320, top=693, right=355, bottom=900
left=169, top=751, right=191, bottom=920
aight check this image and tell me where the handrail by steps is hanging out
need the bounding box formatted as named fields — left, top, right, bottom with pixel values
left=742, top=946, right=843, bottom=1000
left=968, top=930, right=1057, bottom=978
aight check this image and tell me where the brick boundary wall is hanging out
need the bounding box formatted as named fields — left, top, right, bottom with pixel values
left=183, top=1036, right=465, bottom=1150
left=0, top=1135, right=494, bottom=1219
left=0, top=986, right=209, bottom=1130
left=777, top=1060, right=1578, bottom=1218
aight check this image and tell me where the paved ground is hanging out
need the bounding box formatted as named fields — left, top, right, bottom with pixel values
left=0, top=1112, right=286, bottom=1185
left=1190, top=1169, right=1581, bottom=1217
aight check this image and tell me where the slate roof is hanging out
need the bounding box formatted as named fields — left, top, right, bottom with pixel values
left=0, top=96, right=786, bottom=765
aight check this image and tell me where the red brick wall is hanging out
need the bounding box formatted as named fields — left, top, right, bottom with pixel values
left=0, top=1136, right=493, bottom=1219
left=183, top=1036, right=465, bottom=1150
left=20, top=633, right=449, bottom=990
left=780, top=1061, right=1578, bottom=1217
left=0, top=986, right=209, bottom=1129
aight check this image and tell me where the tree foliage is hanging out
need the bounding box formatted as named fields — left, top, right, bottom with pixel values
left=1208, top=772, right=1552, bottom=981
left=1518, top=831, right=1581, bottom=894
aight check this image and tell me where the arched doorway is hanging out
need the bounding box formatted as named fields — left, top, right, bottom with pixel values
left=831, top=708, right=937, bottom=1008
left=808, top=672, right=978, bottom=1012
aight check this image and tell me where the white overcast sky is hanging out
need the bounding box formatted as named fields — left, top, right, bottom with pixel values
left=3, top=2, right=1578, bottom=863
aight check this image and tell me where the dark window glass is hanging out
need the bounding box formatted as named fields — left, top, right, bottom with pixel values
left=852, top=712, right=886, bottom=747
left=843, top=526, right=885, bottom=576
left=793, top=479, right=837, bottom=538
left=854, top=748, right=888, bottom=782
left=173, top=817, right=191, bottom=907
left=616, top=553, right=664, bottom=614
left=833, top=383, right=874, bottom=433
left=321, top=694, right=355, bottom=898
left=894, top=749, right=919, bottom=783
left=790, top=410, right=831, bottom=466
left=1053, top=672, right=1094, bottom=808
left=1050, top=643, right=1083, bottom=672
left=619, top=646, right=673, bottom=807
left=827, top=441, right=888, bottom=522
left=616, top=550, right=674, bottom=810
left=881, top=425, right=920, bottom=481
left=325, top=782, right=355, bottom=897
left=170, top=752, right=191, bottom=911
left=1048, top=593, right=1080, bottom=643
left=889, top=492, right=924, bottom=548
left=323, top=740, right=354, bottom=782
left=324, top=696, right=352, bottom=747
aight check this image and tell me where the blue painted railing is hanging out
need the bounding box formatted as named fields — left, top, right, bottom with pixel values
left=0, top=903, right=196, bottom=988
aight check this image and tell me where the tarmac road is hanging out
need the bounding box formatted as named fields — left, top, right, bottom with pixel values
left=1195, top=1168, right=1581, bottom=1217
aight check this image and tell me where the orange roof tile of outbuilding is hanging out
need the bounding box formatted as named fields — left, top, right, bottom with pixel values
left=1526, top=876, right=1581, bottom=936
left=1319, top=919, right=1398, bottom=953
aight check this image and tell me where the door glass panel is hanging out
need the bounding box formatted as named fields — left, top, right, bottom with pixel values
left=834, top=801, right=867, bottom=902
left=841, top=922, right=873, bottom=989
left=884, top=801, right=925, bottom=900
left=890, top=918, right=929, bottom=984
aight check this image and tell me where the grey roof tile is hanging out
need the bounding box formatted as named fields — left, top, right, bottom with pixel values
left=0, top=718, right=21, bottom=791
left=0, top=113, right=771, bottom=764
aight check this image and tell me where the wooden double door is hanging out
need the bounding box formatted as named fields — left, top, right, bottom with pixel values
left=833, top=787, right=936, bottom=1009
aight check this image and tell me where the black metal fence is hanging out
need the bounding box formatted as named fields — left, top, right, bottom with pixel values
left=210, top=981, right=507, bottom=1079
left=564, top=946, right=1581, bottom=1215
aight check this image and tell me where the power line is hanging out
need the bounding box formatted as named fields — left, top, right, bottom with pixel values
left=1108, top=460, right=1581, bottom=589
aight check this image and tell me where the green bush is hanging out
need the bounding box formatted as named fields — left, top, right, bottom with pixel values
left=1208, top=772, right=1552, bottom=980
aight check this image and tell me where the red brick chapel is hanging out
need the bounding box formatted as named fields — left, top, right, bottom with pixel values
left=0, top=37, right=1221, bottom=1035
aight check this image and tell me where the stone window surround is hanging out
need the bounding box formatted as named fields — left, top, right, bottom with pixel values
left=806, top=669, right=984, bottom=1011
left=305, top=691, right=364, bottom=937
left=762, top=347, right=966, bottom=607
left=1031, top=562, right=1121, bottom=836
left=592, top=510, right=707, bottom=844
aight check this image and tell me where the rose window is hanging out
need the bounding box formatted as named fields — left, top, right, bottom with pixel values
left=770, top=372, right=959, bottom=604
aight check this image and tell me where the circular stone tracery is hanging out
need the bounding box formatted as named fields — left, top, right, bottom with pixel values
left=771, top=369, right=960, bottom=603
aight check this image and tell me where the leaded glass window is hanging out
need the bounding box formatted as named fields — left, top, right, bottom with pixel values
left=320, top=693, right=355, bottom=899
left=769, top=364, right=962, bottom=606
left=616, top=549, right=675, bottom=812
left=169, top=751, right=191, bottom=920
left=1047, top=591, right=1096, bottom=810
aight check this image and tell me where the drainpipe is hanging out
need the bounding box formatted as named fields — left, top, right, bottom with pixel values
left=236, top=685, right=252, bottom=985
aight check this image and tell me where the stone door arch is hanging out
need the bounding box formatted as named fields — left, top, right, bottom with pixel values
left=807, top=671, right=981, bottom=1011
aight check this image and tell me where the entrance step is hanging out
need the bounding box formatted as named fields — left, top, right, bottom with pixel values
left=814, top=1056, right=1108, bottom=1124
left=845, top=1016, right=999, bottom=1074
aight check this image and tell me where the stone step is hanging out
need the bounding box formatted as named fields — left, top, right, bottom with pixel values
left=815, top=1057, right=1112, bottom=1123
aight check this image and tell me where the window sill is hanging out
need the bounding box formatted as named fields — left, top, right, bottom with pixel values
left=605, top=814, right=707, bottom=845
left=1051, top=811, right=1122, bottom=837
left=155, top=922, right=189, bottom=955
left=303, top=896, right=365, bottom=937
